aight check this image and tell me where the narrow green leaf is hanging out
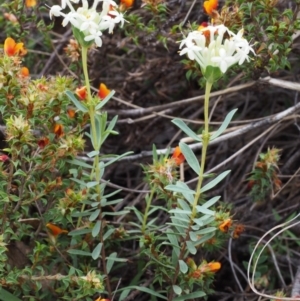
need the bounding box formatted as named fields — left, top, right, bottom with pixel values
left=106, top=252, right=117, bottom=274
left=86, top=181, right=99, bottom=188
left=87, top=150, right=99, bottom=158
left=179, top=260, right=188, bottom=274
left=92, top=220, right=101, bottom=237
left=169, top=208, right=191, bottom=215
left=189, top=232, right=198, bottom=242
left=173, top=285, right=182, bottom=296
left=67, top=159, right=92, bottom=169
left=0, top=288, right=23, bottom=301
left=67, top=249, right=92, bottom=256
left=173, top=291, right=206, bottom=301
left=105, top=115, right=118, bottom=133
left=13, top=169, right=27, bottom=177
left=194, top=227, right=216, bottom=235
left=116, top=286, right=167, bottom=300
left=104, top=198, right=123, bottom=206
left=95, top=90, right=115, bottom=110
left=186, top=240, right=197, bottom=254
left=195, top=206, right=215, bottom=215
left=152, top=144, right=158, bottom=162
left=165, top=184, right=195, bottom=195
left=200, top=170, right=231, bottom=193
left=103, top=189, right=122, bottom=199
left=202, top=196, right=220, bottom=208
left=175, top=182, right=194, bottom=204
left=103, top=151, right=133, bottom=167
left=70, top=177, right=87, bottom=188
left=179, top=142, right=200, bottom=174
left=172, top=119, right=202, bottom=142
left=103, top=210, right=129, bottom=216
left=89, top=209, right=100, bottom=221
left=72, top=210, right=94, bottom=217
left=177, top=198, right=191, bottom=212
left=68, top=228, right=92, bottom=236
left=129, top=207, right=144, bottom=224
left=92, top=242, right=102, bottom=260
left=93, top=114, right=102, bottom=150
left=103, top=228, right=115, bottom=240
left=166, top=231, right=180, bottom=257
left=65, top=90, right=88, bottom=112
left=194, top=232, right=215, bottom=246
left=210, top=109, right=238, bottom=141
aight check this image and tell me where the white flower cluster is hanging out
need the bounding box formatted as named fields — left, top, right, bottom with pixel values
left=179, top=24, right=255, bottom=75
left=49, top=0, right=125, bottom=47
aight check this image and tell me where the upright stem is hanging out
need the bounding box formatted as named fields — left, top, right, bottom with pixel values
left=192, top=81, right=212, bottom=216
left=79, top=47, right=111, bottom=296
left=168, top=81, right=213, bottom=301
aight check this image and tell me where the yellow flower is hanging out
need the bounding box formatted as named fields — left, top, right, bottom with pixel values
left=25, top=0, right=37, bottom=7
left=4, top=37, right=27, bottom=57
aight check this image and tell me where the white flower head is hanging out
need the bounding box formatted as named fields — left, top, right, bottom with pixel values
left=48, top=0, right=126, bottom=47
left=179, top=24, right=255, bottom=82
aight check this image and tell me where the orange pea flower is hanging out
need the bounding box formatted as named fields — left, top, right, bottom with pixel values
left=37, top=137, right=50, bottom=149
left=171, top=146, right=185, bottom=165
left=232, top=223, right=245, bottom=239
left=203, top=0, right=218, bottom=16
left=4, top=37, right=27, bottom=57
left=25, top=0, right=37, bottom=7
left=98, top=83, right=110, bottom=99
left=219, top=218, right=232, bottom=233
left=76, top=86, right=87, bottom=100
left=120, top=0, right=134, bottom=8
left=67, top=108, right=76, bottom=118
left=46, top=223, right=68, bottom=236
left=20, top=67, right=30, bottom=77
left=207, top=261, right=221, bottom=272
left=95, top=298, right=110, bottom=301
left=53, top=123, right=64, bottom=138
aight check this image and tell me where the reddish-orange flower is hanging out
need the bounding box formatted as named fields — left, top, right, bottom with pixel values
left=46, top=223, right=68, bottom=236
left=38, top=137, right=50, bottom=149
left=203, top=0, right=218, bottom=16
left=25, top=0, right=37, bottom=7
left=0, top=154, right=9, bottom=162
left=20, top=67, right=29, bottom=77
left=53, top=123, right=64, bottom=138
left=219, top=218, right=232, bottom=233
left=37, top=83, right=48, bottom=91
left=76, top=86, right=87, bottom=100
left=4, top=37, right=27, bottom=57
left=98, top=83, right=111, bottom=99
left=120, top=0, right=134, bottom=8
left=67, top=108, right=76, bottom=118
left=171, top=146, right=185, bottom=165
left=232, top=223, right=245, bottom=239
left=198, top=21, right=208, bottom=31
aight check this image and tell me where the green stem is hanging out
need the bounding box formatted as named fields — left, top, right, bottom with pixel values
left=168, top=81, right=213, bottom=301
left=79, top=46, right=111, bottom=298
left=192, top=81, right=212, bottom=217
